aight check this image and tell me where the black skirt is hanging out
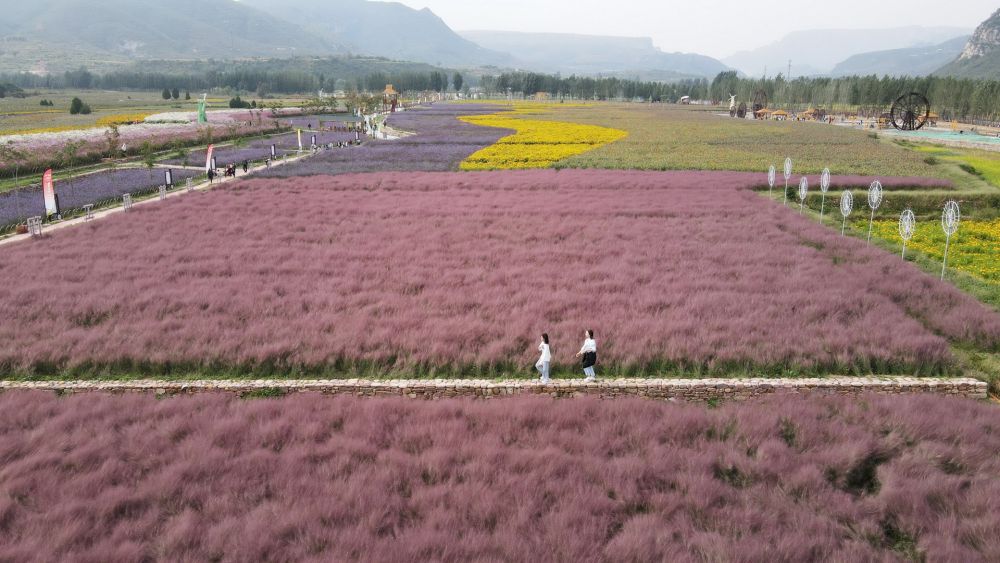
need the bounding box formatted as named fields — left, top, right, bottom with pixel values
left=581, top=351, right=597, bottom=369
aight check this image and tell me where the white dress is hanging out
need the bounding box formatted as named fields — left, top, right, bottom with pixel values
left=537, top=343, right=551, bottom=365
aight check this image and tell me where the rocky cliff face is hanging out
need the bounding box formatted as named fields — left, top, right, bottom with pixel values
left=959, top=8, right=1000, bottom=60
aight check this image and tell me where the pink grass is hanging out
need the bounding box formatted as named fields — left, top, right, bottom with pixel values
left=0, top=170, right=995, bottom=377
left=0, top=392, right=997, bottom=561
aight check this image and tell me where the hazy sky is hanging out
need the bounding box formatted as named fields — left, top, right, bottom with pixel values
left=377, top=0, right=997, bottom=59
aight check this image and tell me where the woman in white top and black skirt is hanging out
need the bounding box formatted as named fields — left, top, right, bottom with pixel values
left=576, top=329, right=597, bottom=382
left=536, top=333, right=552, bottom=384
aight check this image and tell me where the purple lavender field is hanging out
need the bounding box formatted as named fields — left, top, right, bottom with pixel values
left=0, top=168, right=200, bottom=225
left=0, top=104, right=502, bottom=229
left=162, top=130, right=357, bottom=167
left=259, top=104, right=513, bottom=177
left=0, top=392, right=997, bottom=561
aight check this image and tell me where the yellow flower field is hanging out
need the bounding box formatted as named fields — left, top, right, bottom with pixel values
left=0, top=113, right=153, bottom=137
left=0, top=124, right=92, bottom=136
left=459, top=111, right=627, bottom=170
left=96, top=113, right=154, bottom=127
left=870, top=218, right=1000, bottom=281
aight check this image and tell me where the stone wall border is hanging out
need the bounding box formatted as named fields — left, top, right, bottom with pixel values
left=0, top=377, right=987, bottom=401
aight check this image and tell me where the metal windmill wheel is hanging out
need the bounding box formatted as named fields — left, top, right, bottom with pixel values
left=890, top=93, right=931, bottom=131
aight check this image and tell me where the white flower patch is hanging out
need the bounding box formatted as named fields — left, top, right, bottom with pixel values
left=145, top=107, right=303, bottom=124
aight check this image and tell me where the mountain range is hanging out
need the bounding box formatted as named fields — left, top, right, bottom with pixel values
left=830, top=36, right=969, bottom=77
left=0, top=0, right=505, bottom=69
left=0, top=0, right=998, bottom=81
left=459, top=31, right=729, bottom=79
left=0, top=0, right=333, bottom=61
left=0, top=0, right=733, bottom=77
left=239, top=0, right=509, bottom=68
left=723, top=27, right=971, bottom=77
left=936, top=8, right=1000, bottom=79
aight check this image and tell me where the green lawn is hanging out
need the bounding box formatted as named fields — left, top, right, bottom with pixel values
left=0, top=89, right=313, bottom=136
left=501, top=103, right=999, bottom=219
left=906, top=142, right=1000, bottom=189
left=532, top=104, right=942, bottom=177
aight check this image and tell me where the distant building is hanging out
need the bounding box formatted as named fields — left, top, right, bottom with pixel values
left=383, top=84, right=399, bottom=112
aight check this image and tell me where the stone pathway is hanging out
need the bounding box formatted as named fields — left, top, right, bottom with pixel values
left=0, top=377, right=986, bottom=401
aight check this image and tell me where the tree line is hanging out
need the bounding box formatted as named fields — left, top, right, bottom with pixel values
left=9, top=62, right=998, bottom=121
left=479, top=71, right=1000, bottom=121
left=708, top=72, right=1000, bottom=121
left=480, top=72, right=709, bottom=103
left=2, top=67, right=332, bottom=96
left=0, top=83, right=25, bottom=98
left=359, top=71, right=462, bottom=93
left=0, top=67, right=466, bottom=97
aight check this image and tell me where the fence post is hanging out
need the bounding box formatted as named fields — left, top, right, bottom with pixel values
left=27, top=216, right=42, bottom=237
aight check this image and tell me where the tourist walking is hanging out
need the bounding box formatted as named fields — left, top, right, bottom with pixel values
left=575, top=329, right=597, bottom=382
left=242, top=160, right=249, bottom=174
left=536, top=333, right=552, bottom=384
left=207, top=168, right=215, bottom=184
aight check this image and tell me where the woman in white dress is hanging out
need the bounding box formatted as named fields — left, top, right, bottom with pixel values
left=536, top=333, right=552, bottom=384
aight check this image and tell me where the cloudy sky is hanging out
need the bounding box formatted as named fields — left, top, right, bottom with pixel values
left=377, top=0, right=997, bottom=59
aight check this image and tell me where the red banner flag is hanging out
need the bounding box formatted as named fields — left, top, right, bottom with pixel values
left=205, top=144, right=214, bottom=173
left=42, top=169, right=58, bottom=218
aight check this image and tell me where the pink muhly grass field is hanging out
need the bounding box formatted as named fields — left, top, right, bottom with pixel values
left=0, top=391, right=998, bottom=561
left=0, top=169, right=997, bottom=377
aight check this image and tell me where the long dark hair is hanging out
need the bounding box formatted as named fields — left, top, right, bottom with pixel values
left=586, top=329, right=594, bottom=339
left=541, top=333, right=550, bottom=345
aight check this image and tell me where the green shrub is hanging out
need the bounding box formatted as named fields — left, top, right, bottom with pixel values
left=959, top=163, right=982, bottom=177
left=240, top=387, right=288, bottom=400
left=229, top=96, right=251, bottom=109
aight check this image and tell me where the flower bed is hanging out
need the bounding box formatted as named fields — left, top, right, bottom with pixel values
left=0, top=167, right=200, bottom=226
left=0, top=392, right=997, bottom=561
left=277, top=114, right=361, bottom=129
left=0, top=169, right=996, bottom=377
left=163, top=131, right=357, bottom=167
left=871, top=218, right=1000, bottom=281
left=458, top=112, right=627, bottom=170
left=96, top=113, right=154, bottom=127
left=142, top=108, right=300, bottom=125
left=540, top=104, right=946, bottom=177
left=0, top=110, right=292, bottom=175
left=259, top=105, right=513, bottom=178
